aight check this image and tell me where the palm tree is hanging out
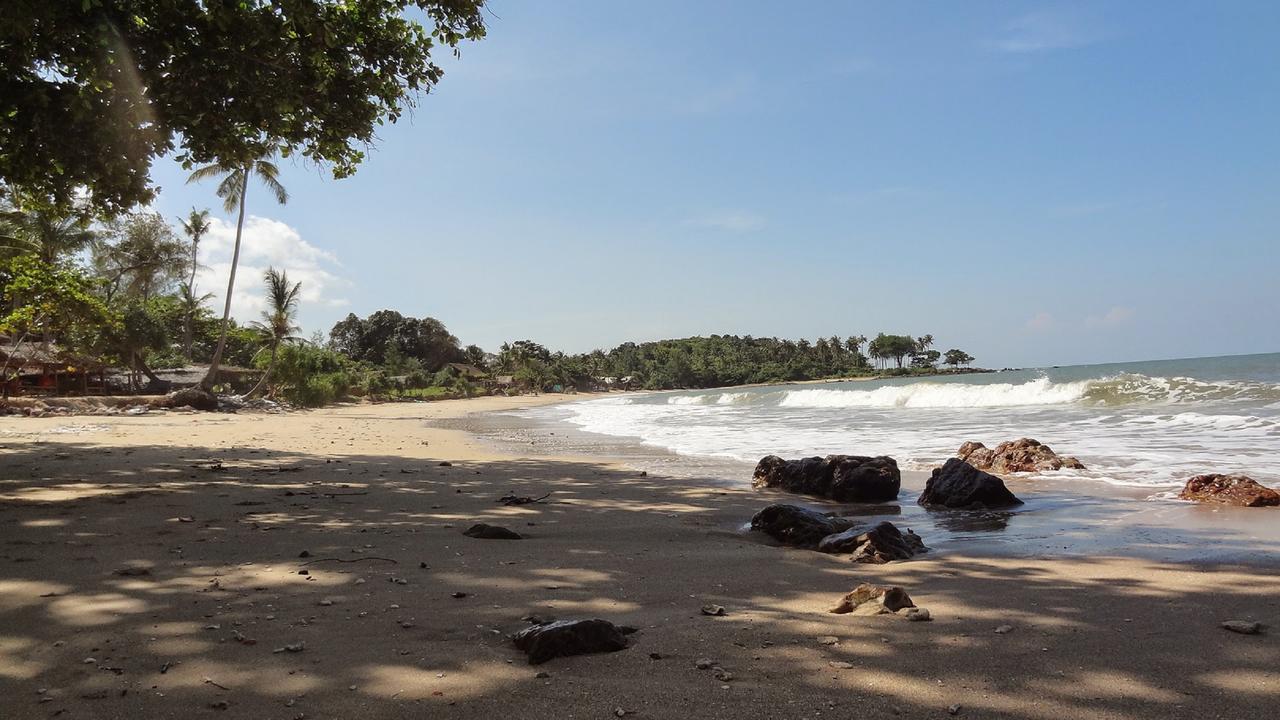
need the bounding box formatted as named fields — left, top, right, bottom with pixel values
left=179, top=208, right=211, bottom=359
left=0, top=203, right=96, bottom=264
left=246, top=268, right=302, bottom=398
left=187, top=158, right=288, bottom=391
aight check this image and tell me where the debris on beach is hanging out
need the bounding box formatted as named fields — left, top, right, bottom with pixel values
left=113, top=562, right=153, bottom=577
left=1221, top=620, right=1264, bottom=635
left=497, top=492, right=552, bottom=506
left=918, top=458, right=1024, bottom=509
left=700, top=604, right=726, bottom=616
left=956, top=438, right=1085, bottom=474
left=1179, top=475, right=1280, bottom=507
left=462, top=523, right=523, bottom=540
left=163, top=387, right=219, bottom=411
left=752, top=454, right=901, bottom=502
left=511, top=618, right=634, bottom=664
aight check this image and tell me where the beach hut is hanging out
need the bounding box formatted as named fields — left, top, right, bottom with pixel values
left=0, top=338, right=107, bottom=396
left=446, top=363, right=490, bottom=381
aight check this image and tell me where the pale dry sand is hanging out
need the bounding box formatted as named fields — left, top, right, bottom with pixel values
left=1, top=396, right=1277, bottom=719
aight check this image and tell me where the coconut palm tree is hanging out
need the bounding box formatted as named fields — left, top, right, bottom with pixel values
left=187, top=158, right=288, bottom=391
left=246, top=268, right=302, bottom=398
left=179, top=208, right=211, bottom=359
left=0, top=202, right=96, bottom=264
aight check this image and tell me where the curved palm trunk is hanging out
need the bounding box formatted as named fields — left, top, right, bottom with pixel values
left=200, top=166, right=249, bottom=392
left=246, top=341, right=279, bottom=398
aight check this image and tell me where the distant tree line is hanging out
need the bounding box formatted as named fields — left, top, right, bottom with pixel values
left=315, top=317, right=981, bottom=394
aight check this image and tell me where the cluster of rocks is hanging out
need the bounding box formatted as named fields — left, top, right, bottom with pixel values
left=750, top=505, right=927, bottom=563
left=956, top=438, right=1085, bottom=473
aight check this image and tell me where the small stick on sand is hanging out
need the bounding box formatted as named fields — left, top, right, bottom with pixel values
left=300, top=556, right=398, bottom=566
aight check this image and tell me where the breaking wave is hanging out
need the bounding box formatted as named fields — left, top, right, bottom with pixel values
left=775, top=374, right=1280, bottom=410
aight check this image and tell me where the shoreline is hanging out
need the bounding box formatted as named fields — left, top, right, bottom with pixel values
left=1, top=397, right=1278, bottom=719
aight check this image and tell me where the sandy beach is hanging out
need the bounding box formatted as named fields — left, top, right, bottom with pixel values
left=2, top=395, right=1278, bottom=719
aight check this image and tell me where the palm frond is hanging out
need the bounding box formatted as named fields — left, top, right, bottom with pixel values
left=186, top=162, right=236, bottom=183
left=253, top=161, right=289, bottom=205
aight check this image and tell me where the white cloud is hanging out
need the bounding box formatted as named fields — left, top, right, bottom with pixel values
left=685, top=210, right=765, bottom=232
left=1086, top=306, right=1135, bottom=329
left=194, top=216, right=350, bottom=326
left=1026, top=312, right=1055, bottom=331
left=993, top=10, right=1104, bottom=54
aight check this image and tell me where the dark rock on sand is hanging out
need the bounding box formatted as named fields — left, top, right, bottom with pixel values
left=462, top=523, right=523, bottom=539
left=752, top=454, right=901, bottom=502
left=512, top=619, right=632, bottom=664
left=1221, top=620, right=1264, bottom=635
left=749, top=504, right=855, bottom=548
left=919, top=459, right=1024, bottom=509
left=819, top=521, right=928, bottom=563
left=957, top=438, right=1085, bottom=474
left=164, top=387, right=219, bottom=411
left=829, top=582, right=916, bottom=615
left=1178, top=474, right=1280, bottom=507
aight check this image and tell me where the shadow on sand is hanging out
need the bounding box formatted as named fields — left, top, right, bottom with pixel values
left=1, top=441, right=1278, bottom=719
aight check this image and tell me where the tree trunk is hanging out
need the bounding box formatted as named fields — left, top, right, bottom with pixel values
left=184, top=240, right=199, bottom=360
left=200, top=167, right=249, bottom=392
left=246, top=340, right=278, bottom=398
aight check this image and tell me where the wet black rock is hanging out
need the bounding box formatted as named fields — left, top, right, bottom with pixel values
left=918, top=458, right=1024, bottom=509
left=752, top=454, right=901, bottom=502
left=749, top=504, right=856, bottom=548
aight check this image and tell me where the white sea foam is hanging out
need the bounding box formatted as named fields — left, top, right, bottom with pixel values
left=779, top=378, right=1091, bottom=409
left=553, top=365, right=1280, bottom=489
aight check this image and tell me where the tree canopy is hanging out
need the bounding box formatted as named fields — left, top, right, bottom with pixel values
left=1, top=0, right=487, bottom=213
left=328, top=310, right=462, bottom=370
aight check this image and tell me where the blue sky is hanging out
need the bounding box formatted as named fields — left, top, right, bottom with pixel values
left=147, top=0, right=1280, bottom=368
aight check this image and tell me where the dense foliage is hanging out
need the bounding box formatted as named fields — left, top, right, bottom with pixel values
left=473, top=333, right=977, bottom=392
left=329, top=310, right=465, bottom=370
left=1, top=1, right=487, bottom=213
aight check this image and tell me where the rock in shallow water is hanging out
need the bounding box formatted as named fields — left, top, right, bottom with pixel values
left=752, top=454, right=901, bottom=502
left=512, top=619, right=634, bottom=664
left=957, top=438, right=1085, bottom=474
left=749, top=504, right=856, bottom=548
left=1179, top=474, right=1280, bottom=507
left=817, top=521, right=927, bottom=563
left=919, top=459, right=1023, bottom=509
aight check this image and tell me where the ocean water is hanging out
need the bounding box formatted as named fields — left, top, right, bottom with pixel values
left=522, top=353, right=1280, bottom=491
